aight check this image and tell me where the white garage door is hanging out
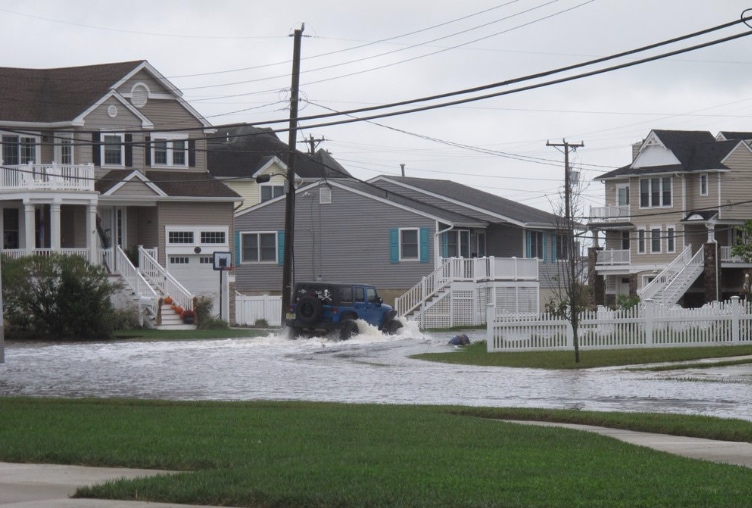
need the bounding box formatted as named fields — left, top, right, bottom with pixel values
left=167, top=254, right=222, bottom=317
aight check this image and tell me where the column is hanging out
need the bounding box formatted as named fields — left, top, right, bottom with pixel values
left=50, top=201, right=61, bottom=250
left=23, top=203, right=35, bottom=252
left=87, top=202, right=99, bottom=265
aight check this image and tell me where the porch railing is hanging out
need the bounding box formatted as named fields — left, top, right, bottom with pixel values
left=596, top=249, right=630, bottom=265
left=0, top=248, right=93, bottom=262
left=395, top=256, right=538, bottom=317
left=0, top=163, right=95, bottom=192
left=138, top=246, right=194, bottom=311
left=589, top=205, right=629, bottom=221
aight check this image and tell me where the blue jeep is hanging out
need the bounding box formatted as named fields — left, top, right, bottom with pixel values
left=285, top=282, right=403, bottom=340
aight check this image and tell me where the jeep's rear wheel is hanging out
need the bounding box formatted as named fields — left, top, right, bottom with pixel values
left=297, top=295, right=323, bottom=325
left=340, top=319, right=359, bottom=341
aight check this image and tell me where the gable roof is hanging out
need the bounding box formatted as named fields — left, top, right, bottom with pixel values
left=207, top=124, right=351, bottom=180
left=596, top=130, right=735, bottom=180
left=368, top=176, right=561, bottom=228
left=0, top=61, right=144, bottom=123
left=96, top=170, right=241, bottom=200
left=717, top=131, right=752, bottom=141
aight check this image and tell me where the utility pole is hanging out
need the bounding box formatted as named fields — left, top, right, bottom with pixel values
left=299, top=134, right=325, bottom=155
left=282, top=24, right=304, bottom=323
left=547, top=139, right=584, bottom=363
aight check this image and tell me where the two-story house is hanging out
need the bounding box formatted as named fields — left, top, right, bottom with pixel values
left=588, top=129, right=752, bottom=307
left=207, top=124, right=351, bottom=211
left=0, top=61, right=241, bottom=325
left=233, top=174, right=573, bottom=327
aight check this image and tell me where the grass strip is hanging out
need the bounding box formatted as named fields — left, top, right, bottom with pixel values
left=413, top=341, right=752, bottom=369
left=1, top=398, right=751, bottom=507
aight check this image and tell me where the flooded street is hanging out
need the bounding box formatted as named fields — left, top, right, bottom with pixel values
left=1, top=322, right=751, bottom=421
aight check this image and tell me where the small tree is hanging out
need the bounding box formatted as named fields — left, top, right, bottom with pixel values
left=731, top=219, right=752, bottom=261
left=2, top=254, right=117, bottom=340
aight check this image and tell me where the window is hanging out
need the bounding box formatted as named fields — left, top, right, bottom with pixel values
left=527, top=231, right=544, bottom=259
left=103, top=133, right=124, bottom=166
left=638, top=229, right=646, bottom=254
left=621, top=231, right=630, bottom=250
left=700, top=174, right=708, bottom=196
left=476, top=232, right=486, bottom=257
left=56, top=133, right=73, bottom=165
left=400, top=228, right=419, bottom=260
left=168, top=231, right=194, bottom=244
left=169, top=256, right=189, bottom=264
left=242, top=232, right=277, bottom=263
left=650, top=227, right=661, bottom=253
left=200, top=231, right=226, bottom=244
left=150, top=135, right=188, bottom=167
left=199, top=256, right=213, bottom=264
left=554, top=233, right=569, bottom=261
left=667, top=226, right=675, bottom=253
left=3, top=208, right=19, bottom=249
left=640, top=177, right=672, bottom=208
left=2, top=135, right=38, bottom=165
left=444, top=230, right=470, bottom=258
left=260, top=184, right=284, bottom=202
left=616, top=184, right=629, bottom=206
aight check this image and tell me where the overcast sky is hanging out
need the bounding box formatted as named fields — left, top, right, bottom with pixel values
left=3, top=0, right=752, bottom=215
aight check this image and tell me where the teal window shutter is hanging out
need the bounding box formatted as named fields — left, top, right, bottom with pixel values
left=277, top=230, right=285, bottom=265
left=419, top=227, right=429, bottom=263
left=234, top=231, right=241, bottom=264
left=551, top=235, right=557, bottom=263
left=390, top=228, right=399, bottom=264
left=542, top=234, right=548, bottom=263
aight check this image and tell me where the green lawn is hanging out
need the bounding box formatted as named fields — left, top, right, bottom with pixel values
left=0, top=399, right=751, bottom=508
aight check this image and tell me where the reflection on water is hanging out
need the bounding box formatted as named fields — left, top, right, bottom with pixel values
left=1, top=321, right=751, bottom=421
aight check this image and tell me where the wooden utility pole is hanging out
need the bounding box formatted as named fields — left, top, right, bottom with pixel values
left=299, top=134, right=325, bottom=155
left=547, top=139, right=584, bottom=362
left=282, top=24, right=304, bottom=323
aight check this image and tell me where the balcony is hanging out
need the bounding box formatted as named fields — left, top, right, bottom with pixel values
left=0, top=163, right=95, bottom=192
left=589, top=205, right=630, bottom=222
left=596, top=249, right=630, bottom=266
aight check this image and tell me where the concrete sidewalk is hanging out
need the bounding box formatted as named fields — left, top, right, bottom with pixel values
left=504, top=420, right=752, bottom=468
left=1, top=424, right=750, bottom=507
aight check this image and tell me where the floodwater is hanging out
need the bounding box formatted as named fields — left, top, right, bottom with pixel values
left=1, top=321, right=751, bottom=421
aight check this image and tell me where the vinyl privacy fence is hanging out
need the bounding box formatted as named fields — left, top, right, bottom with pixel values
left=487, top=297, right=752, bottom=352
left=235, top=294, right=282, bottom=326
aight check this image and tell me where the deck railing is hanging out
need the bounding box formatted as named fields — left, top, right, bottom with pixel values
left=0, top=163, right=95, bottom=192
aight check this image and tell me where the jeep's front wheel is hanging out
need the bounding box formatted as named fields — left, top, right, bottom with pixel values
left=384, top=319, right=403, bottom=335
left=297, top=295, right=323, bottom=324
left=340, top=319, right=359, bottom=341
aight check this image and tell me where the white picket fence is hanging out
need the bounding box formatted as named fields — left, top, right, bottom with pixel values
left=487, top=297, right=752, bottom=352
left=235, top=294, right=282, bottom=326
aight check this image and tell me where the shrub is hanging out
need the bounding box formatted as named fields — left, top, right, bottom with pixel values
left=194, top=296, right=229, bottom=330
left=2, top=254, right=117, bottom=340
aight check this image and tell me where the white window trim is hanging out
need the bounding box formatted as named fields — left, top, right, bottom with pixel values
left=637, top=228, right=646, bottom=254
left=700, top=173, right=708, bottom=196
left=399, top=227, right=420, bottom=261
left=615, top=183, right=629, bottom=206
left=260, top=183, right=285, bottom=202
left=666, top=225, right=676, bottom=254
left=151, top=132, right=189, bottom=167
left=165, top=226, right=229, bottom=255
left=55, top=132, right=74, bottom=165
left=241, top=231, right=278, bottom=264
left=1, top=132, right=40, bottom=165
left=102, top=132, right=125, bottom=167
left=639, top=177, right=673, bottom=209
left=650, top=225, right=662, bottom=254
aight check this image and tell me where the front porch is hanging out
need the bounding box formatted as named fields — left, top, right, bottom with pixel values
left=395, top=256, right=540, bottom=328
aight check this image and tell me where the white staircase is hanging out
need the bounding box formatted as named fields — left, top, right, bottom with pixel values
left=639, top=245, right=705, bottom=306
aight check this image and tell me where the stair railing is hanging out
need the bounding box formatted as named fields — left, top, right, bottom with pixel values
left=138, top=246, right=194, bottom=311
left=115, top=245, right=157, bottom=319
left=639, top=244, right=692, bottom=301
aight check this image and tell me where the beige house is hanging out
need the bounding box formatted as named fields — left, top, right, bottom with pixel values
left=588, top=129, right=752, bottom=307
left=0, top=61, right=241, bottom=325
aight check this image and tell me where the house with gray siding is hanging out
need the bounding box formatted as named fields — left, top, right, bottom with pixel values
left=234, top=176, right=571, bottom=327
left=0, top=61, right=241, bottom=325
left=588, top=129, right=752, bottom=307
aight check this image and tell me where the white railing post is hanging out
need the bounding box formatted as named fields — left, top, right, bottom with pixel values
left=644, top=299, right=655, bottom=346
left=731, top=296, right=740, bottom=343
left=486, top=302, right=494, bottom=347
